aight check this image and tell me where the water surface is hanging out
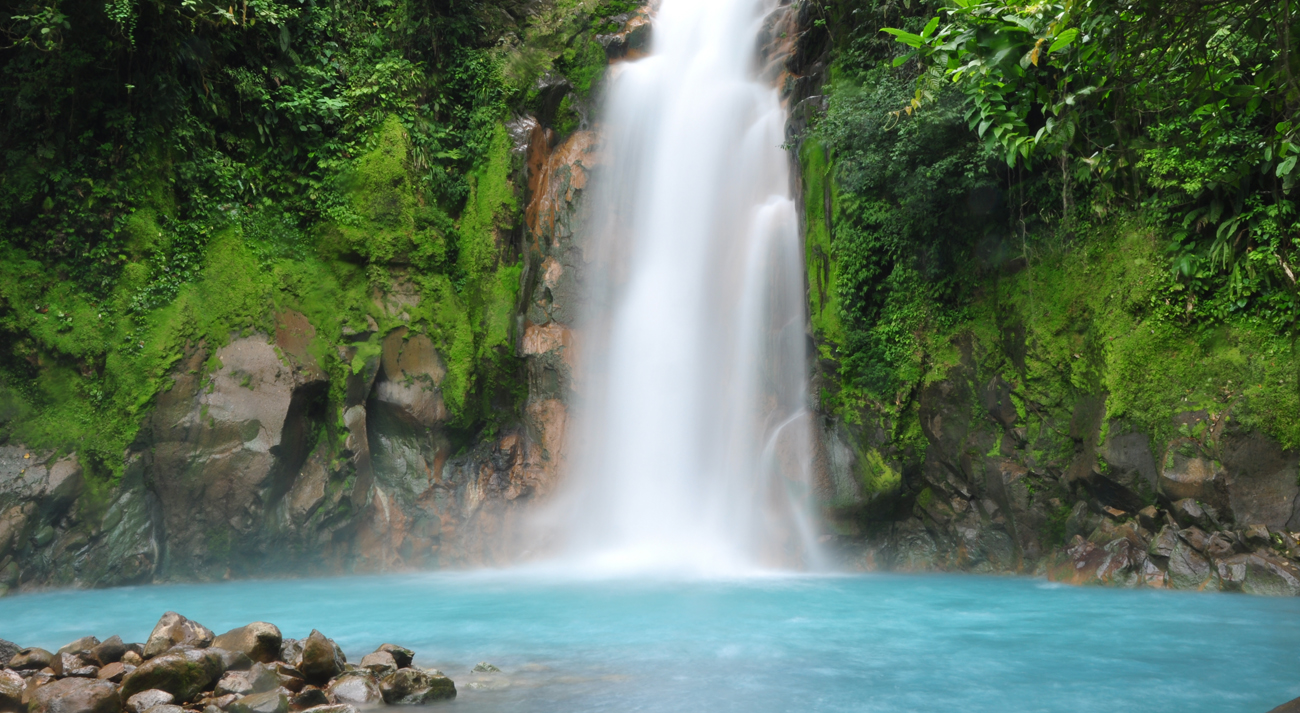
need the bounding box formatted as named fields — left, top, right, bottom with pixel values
left=1, top=572, right=1296, bottom=712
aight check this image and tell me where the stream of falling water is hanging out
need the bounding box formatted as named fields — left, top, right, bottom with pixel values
left=540, top=0, right=821, bottom=574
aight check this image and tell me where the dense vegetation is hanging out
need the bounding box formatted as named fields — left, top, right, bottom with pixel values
left=803, top=0, right=1300, bottom=463
left=0, top=0, right=630, bottom=476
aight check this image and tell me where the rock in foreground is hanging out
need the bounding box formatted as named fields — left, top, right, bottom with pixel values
left=1, top=613, right=456, bottom=713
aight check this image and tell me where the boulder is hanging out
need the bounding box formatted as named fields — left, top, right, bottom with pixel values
left=379, top=668, right=455, bottom=704
left=56, top=638, right=99, bottom=657
left=90, top=637, right=127, bottom=667
left=1268, top=696, right=1300, bottom=713
left=0, top=668, right=25, bottom=710
left=96, top=662, right=134, bottom=683
left=1168, top=538, right=1213, bottom=590
left=227, top=689, right=289, bottom=713
left=278, top=640, right=303, bottom=668
left=0, top=640, right=19, bottom=669
left=1244, top=523, right=1272, bottom=548
left=141, top=705, right=184, bottom=713
left=1179, top=526, right=1209, bottom=552
left=27, top=678, right=121, bottom=713
left=213, top=624, right=282, bottom=665
left=290, top=687, right=329, bottom=710
left=21, top=673, right=55, bottom=706
left=1205, top=532, right=1237, bottom=558
left=9, top=648, right=58, bottom=673
left=120, top=648, right=226, bottom=702
left=374, top=646, right=413, bottom=669
left=325, top=672, right=382, bottom=706
left=358, top=653, right=396, bottom=677
left=143, top=613, right=214, bottom=659
left=1231, top=553, right=1300, bottom=597
left=1169, top=499, right=1215, bottom=530
left=209, top=648, right=253, bottom=673
left=1148, top=526, right=1178, bottom=559
left=1160, top=454, right=1230, bottom=515
left=125, top=690, right=174, bottom=713
left=62, top=663, right=99, bottom=679
left=215, top=672, right=255, bottom=697
left=121, top=651, right=144, bottom=667
left=298, top=632, right=343, bottom=685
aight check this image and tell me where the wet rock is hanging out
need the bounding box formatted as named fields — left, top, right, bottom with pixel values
left=141, top=705, right=184, bottom=713
left=1169, top=498, right=1215, bottom=530
left=1168, top=538, right=1213, bottom=590
left=215, top=672, right=255, bottom=697
left=96, top=662, right=133, bottom=683
left=1136, top=505, right=1160, bottom=531
left=1205, top=532, right=1238, bottom=558
left=197, top=693, right=237, bottom=710
left=57, top=638, right=99, bottom=657
left=298, top=632, right=344, bottom=685
left=379, top=668, right=455, bottom=704
left=1230, top=553, right=1300, bottom=597
left=358, top=653, right=396, bottom=677
left=213, top=624, right=282, bottom=665
left=471, top=662, right=500, bottom=673
left=1179, top=526, right=1210, bottom=552
left=90, top=637, right=126, bottom=667
left=228, top=689, right=289, bottom=713
left=10, top=649, right=58, bottom=674
left=125, top=690, right=173, bottom=713
left=143, top=613, right=214, bottom=659
left=1149, top=525, right=1178, bottom=559
left=300, top=705, right=356, bottom=713
left=290, top=687, right=328, bottom=710
left=120, top=648, right=225, bottom=702
left=209, top=648, right=253, bottom=673
left=62, top=663, right=99, bottom=679
left=1244, top=523, right=1272, bottom=548
left=269, top=664, right=306, bottom=693
left=0, top=668, right=25, bottom=710
left=278, top=641, right=303, bottom=668
left=1268, top=695, right=1300, bottom=712
left=325, top=672, right=382, bottom=706
left=0, top=640, right=18, bottom=668
left=374, top=646, right=412, bottom=669
left=27, top=677, right=120, bottom=713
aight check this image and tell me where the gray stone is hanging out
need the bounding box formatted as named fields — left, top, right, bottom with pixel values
left=213, top=624, right=282, bottom=665
left=143, top=613, right=214, bottom=659
left=358, top=652, right=396, bottom=677
left=0, top=640, right=18, bottom=669
left=125, top=689, right=174, bottom=713
left=300, top=706, right=357, bottom=713
left=27, top=678, right=120, bottom=713
left=141, top=705, right=185, bottom=713
left=471, top=662, right=500, bottom=674
left=56, top=638, right=99, bottom=657
left=227, top=689, right=288, bottom=713
left=278, top=640, right=302, bottom=668
left=96, top=662, right=133, bottom=683
left=1149, top=525, right=1178, bottom=559
left=298, top=632, right=343, bottom=685
left=208, top=647, right=253, bottom=673
left=290, top=687, right=329, bottom=710
left=215, top=672, right=254, bottom=697
left=1168, top=538, right=1213, bottom=590
left=375, top=645, right=413, bottom=669
left=325, top=672, right=382, bottom=706
left=120, top=648, right=225, bottom=702
left=11, top=648, right=59, bottom=674
left=90, top=636, right=126, bottom=667
left=379, top=668, right=455, bottom=704
left=0, top=668, right=24, bottom=710
left=1179, top=526, right=1210, bottom=552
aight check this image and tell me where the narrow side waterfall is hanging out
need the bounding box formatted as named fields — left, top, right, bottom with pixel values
left=544, top=0, right=821, bottom=574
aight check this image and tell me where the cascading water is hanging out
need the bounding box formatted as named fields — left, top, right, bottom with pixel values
left=542, top=0, right=821, bottom=574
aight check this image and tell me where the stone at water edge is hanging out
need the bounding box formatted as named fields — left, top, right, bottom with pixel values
left=90, top=636, right=127, bottom=667
left=120, top=648, right=226, bottom=702
left=10, top=648, right=60, bottom=675
left=0, top=639, right=19, bottom=669
left=471, top=662, right=500, bottom=673
left=141, top=705, right=185, bottom=713
left=0, top=668, right=24, bottom=710
left=359, top=652, right=397, bottom=676
left=1268, top=696, right=1300, bottom=713
left=27, top=677, right=121, bottom=713
left=325, top=671, right=383, bottom=706
left=213, top=624, right=283, bottom=665
left=374, top=645, right=413, bottom=670
left=143, top=613, right=214, bottom=659
left=300, top=705, right=357, bottom=713
left=379, top=668, right=456, bottom=704
left=290, top=687, right=329, bottom=710
left=226, top=689, right=289, bottom=713
left=278, top=640, right=303, bottom=668
left=57, top=637, right=100, bottom=657
left=298, top=631, right=345, bottom=685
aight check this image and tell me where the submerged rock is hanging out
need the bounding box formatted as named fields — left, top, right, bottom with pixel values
left=379, top=669, right=455, bottom=704
left=373, top=646, right=412, bottom=670
left=470, top=662, right=499, bottom=674
left=27, top=678, right=120, bottom=713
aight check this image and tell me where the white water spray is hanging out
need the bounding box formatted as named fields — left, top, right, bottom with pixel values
left=543, top=0, right=820, bottom=574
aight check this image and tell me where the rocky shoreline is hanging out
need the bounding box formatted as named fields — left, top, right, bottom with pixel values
left=0, top=612, right=457, bottom=713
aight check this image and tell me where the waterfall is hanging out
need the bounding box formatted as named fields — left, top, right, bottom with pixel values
left=542, top=0, right=820, bottom=574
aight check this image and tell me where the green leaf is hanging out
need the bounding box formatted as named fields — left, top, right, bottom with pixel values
left=921, top=17, right=940, bottom=39
left=893, top=50, right=918, bottom=67
left=1048, top=28, right=1079, bottom=54
left=881, top=27, right=925, bottom=48
left=1279, top=156, right=1297, bottom=177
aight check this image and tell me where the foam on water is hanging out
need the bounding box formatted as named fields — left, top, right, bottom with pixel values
left=2, top=573, right=1299, bottom=712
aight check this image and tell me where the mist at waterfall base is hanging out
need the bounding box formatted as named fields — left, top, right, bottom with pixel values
left=4, top=572, right=1300, bottom=712
left=531, top=0, right=819, bottom=574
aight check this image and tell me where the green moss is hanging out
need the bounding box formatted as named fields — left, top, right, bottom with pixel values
left=860, top=448, right=902, bottom=496
left=916, top=486, right=934, bottom=510
left=800, top=138, right=844, bottom=354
